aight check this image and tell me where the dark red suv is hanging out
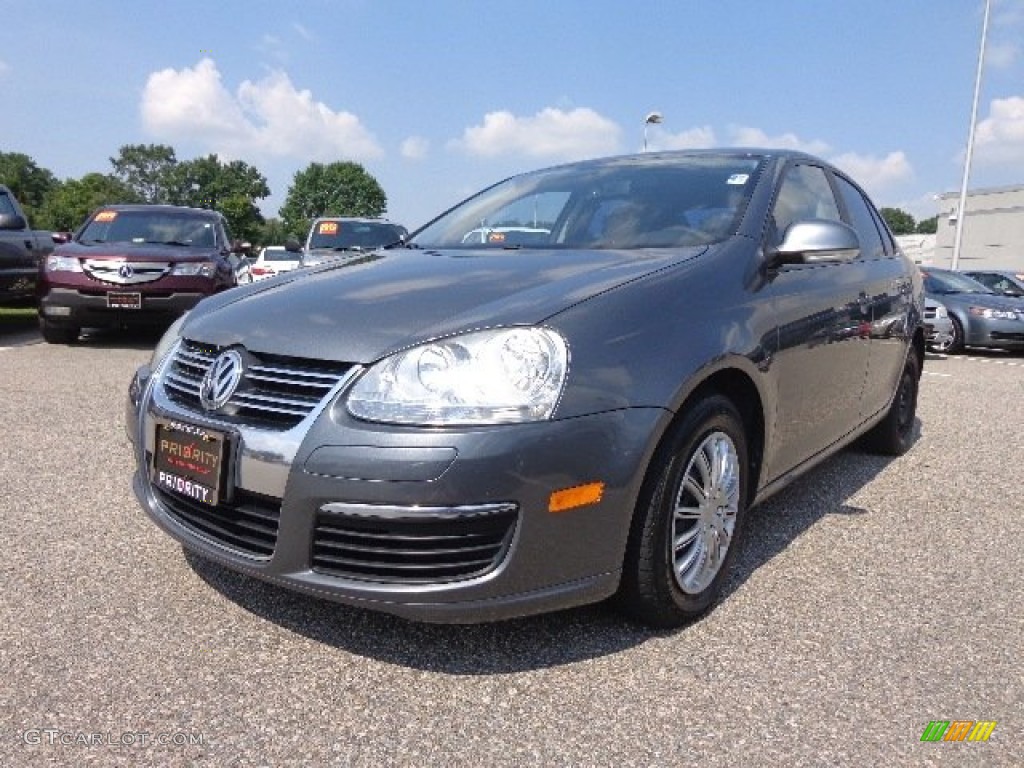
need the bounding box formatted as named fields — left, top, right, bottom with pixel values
left=38, top=205, right=251, bottom=343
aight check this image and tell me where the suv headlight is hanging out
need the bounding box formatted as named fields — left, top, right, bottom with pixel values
left=45, top=255, right=83, bottom=272
left=170, top=261, right=216, bottom=277
left=346, top=327, right=569, bottom=425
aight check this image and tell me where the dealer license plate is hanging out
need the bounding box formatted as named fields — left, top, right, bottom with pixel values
left=153, top=422, right=226, bottom=505
left=107, top=292, right=141, bottom=309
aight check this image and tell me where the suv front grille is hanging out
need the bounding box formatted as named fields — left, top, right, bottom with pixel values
left=163, top=339, right=354, bottom=429
left=83, top=259, right=171, bottom=284
left=312, top=504, right=519, bottom=584
left=153, top=485, right=281, bottom=558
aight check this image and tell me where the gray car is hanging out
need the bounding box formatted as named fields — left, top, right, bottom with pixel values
left=127, top=150, right=925, bottom=627
left=922, top=268, right=1024, bottom=354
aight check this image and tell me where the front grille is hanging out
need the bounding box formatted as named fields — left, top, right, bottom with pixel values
left=83, top=259, right=171, bottom=285
left=312, top=504, right=518, bottom=583
left=163, top=339, right=353, bottom=429
left=153, top=485, right=281, bottom=558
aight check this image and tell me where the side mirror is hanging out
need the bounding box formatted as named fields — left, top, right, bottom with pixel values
left=0, top=213, right=27, bottom=231
left=52, top=232, right=73, bottom=244
left=770, top=219, right=860, bottom=267
left=284, top=237, right=302, bottom=253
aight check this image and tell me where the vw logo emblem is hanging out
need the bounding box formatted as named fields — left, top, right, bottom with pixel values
left=118, top=264, right=134, bottom=279
left=199, top=350, right=244, bottom=411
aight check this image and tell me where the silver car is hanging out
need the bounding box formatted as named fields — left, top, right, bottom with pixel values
left=127, top=150, right=925, bottom=627
left=924, top=298, right=954, bottom=351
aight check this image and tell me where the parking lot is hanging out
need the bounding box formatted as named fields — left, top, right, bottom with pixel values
left=1, top=320, right=1021, bottom=767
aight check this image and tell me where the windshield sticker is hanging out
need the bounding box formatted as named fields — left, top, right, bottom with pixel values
left=726, top=174, right=749, bottom=185
left=487, top=232, right=506, bottom=243
left=319, top=221, right=339, bottom=235
left=95, top=211, right=118, bottom=222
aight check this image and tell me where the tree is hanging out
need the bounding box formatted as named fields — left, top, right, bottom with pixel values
left=915, top=216, right=938, bottom=235
left=279, top=161, right=387, bottom=237
left=37, top=173, right=141, bottom=231
left=879, top=207, right=916, bottom=236
left=256, top=217, right=288, bottom=247
left=166, top=155, right=271, bottom=243
left=0, top=152, right=59, bottom=223
left=109, top=144, right=178, bottom=203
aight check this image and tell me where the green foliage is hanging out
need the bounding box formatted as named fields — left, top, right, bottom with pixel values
left=0, top=152, right=59, bottom=223
left=110, top=144, right=178, bottom=203
left=879, top=207, right=916, bottom=236
left=915, top=215, right=938, bottom=234
left=279, top=161, right=387, bottom=237
left=256, top=218, right=289, bottom=247
left=164, top=155, right=270, bottom=242
left=37, top=173, right=141, bottom=231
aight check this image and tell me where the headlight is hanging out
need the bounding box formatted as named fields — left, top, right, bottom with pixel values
left=934, top=304, right=948, bottom=318
left=150, top=312, right=189, bottom=368
left=968, top=306, right=1017, bottom=320
left=346, top=327, right=569, bottom=425
left=170, top=261, right=216, bottom=277
left=45, top=255, right=82, bottom=272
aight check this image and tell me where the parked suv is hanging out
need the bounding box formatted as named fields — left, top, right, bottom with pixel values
left=39, top=205, right=251, bottom=343
left=293, top=217, right=407, bottom=267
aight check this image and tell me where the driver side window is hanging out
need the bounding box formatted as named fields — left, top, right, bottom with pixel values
left=771, top=165, right=841, bottom=245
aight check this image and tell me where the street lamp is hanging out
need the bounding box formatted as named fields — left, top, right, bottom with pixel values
left=643, top=112, right=663, bottom=152
left=951, top=0, right=990, bottom=270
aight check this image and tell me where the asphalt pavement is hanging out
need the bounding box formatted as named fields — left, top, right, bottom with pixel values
left=1, top=325, right=1020, bottom=767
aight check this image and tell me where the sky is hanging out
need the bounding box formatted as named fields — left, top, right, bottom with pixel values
left=1, top=0, right=1023, bottom=231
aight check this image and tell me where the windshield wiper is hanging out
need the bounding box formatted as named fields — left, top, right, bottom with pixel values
left=145, top=239, right=191, bottom=247
left=331, top=246, right=364, bottom=252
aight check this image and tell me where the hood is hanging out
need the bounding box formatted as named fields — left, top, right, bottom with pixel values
left=183, top=246, right=705, bottom=362
left=55, top=241, right=221, bottom=262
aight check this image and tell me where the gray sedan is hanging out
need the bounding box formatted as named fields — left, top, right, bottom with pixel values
left=127, top=150, right=925, bottom=627
left=922, top=268, right=1024, bottom=354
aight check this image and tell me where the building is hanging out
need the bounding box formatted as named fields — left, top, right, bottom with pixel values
left=931, top=185, right=1024, bottom=269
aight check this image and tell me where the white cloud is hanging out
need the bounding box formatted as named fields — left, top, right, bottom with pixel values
left=0, top=59, right=9, bottom=77
left=400, top=136, right=430, bottom=160
left=292, top=22, right=314, bottom=41
left=830, top=151, right=914, bottom=192
left=726, top=125, right=832, bottom=155
left=141, top=58, right=382, bottom=162
left=974, top=95, right=1024, bottom=165
left=986, top=41, right=1019, bottom=69
left=655, top=126, right=717, bottom=150
left=451, top=107, right=621, bottom=160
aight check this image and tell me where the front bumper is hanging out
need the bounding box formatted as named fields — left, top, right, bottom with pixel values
left=41, top=286, right=206, bottom=328
left=127, top=359, right=668, bottom=622
left=966, top=316, right=1024, bottom=349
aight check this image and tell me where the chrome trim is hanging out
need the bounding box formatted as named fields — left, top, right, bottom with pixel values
left=83, top=259, right=172, bottom=285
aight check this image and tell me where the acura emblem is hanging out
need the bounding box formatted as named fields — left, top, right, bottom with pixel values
left=199, top=350, right=244, bottom=411
left=118, top=264, right=134, bottom=279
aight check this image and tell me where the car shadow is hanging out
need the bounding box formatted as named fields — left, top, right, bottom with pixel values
left=183, top=426, right=913, bottom=674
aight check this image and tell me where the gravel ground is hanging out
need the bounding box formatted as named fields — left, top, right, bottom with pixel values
left=1, top=328, right=1020, bottom=767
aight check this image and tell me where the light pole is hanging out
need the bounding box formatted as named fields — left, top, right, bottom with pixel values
left=951, top=0, right=990, bottom=270
left=643, top=112, right=663, bottom=152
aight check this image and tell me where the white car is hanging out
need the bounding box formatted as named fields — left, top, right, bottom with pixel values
left=250, top=246, right=300, bottom=281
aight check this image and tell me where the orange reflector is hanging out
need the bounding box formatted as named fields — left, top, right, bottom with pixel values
left=548, top=482, right=605, bottom=513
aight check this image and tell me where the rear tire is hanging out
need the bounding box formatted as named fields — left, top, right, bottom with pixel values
left=615, top=395, right=749, bottom=628
left=864, top=349, right=920, bottom=456
left=40, top=319, right=79, bottom=345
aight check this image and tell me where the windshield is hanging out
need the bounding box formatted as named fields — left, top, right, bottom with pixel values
left=412, top=155, right=763, bottom=250
left=79, top=210, right=219, bottom=247
left=308, top=221, right=406, bottom=251
left=924, top=271, right=995, bottom=295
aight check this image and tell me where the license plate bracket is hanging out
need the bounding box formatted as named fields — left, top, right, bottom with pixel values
left=153, top=421, right=227, bottom=506
left=107, top=292, right=142, bottom=309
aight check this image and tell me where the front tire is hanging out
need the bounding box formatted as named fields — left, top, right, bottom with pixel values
left=40, top=319, right=79, bottom=344
left=934, top=316, right=964, bottom=354
left=616, top=395, right=749, bottom=628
